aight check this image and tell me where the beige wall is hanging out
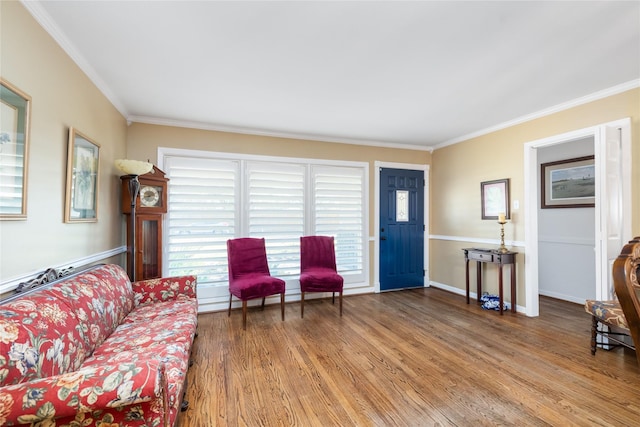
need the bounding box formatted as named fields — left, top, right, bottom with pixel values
left=0, top=2, right=128, bottom=282
left=2, top=0, right=638, bottom=311
left=430, top=88, right=640, bottom=308
left=126, top=122, right=432, bottom=285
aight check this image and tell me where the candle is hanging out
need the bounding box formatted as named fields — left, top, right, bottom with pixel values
left=498, top=212, right=506, bottom=223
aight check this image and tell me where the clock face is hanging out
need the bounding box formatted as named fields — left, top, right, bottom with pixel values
left=140, top=186, right=161, bottom=207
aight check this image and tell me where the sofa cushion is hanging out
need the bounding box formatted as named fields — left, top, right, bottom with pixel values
left=0, top=291, right=87, bottom=386
left=82, top=301, right=197, bottom=423
left=46, top=264, right=134, bottom=353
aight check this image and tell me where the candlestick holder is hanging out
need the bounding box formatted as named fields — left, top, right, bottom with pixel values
left=498, top=219, right=508, bottom=253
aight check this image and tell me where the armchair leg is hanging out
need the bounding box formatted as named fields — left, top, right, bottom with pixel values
left=228, top=294, right=232, bottom=316
left=261, top=297, right=266, bottom=310
left=332, top=292, right=335, bottom=304
left=301, top=292, right=305, bottom=318
left=281, top=293, right=285, bottom=321
left=242, top=300, right=247, bottom=330
left=339, top=291, right=343, bottom=316
left=591, top=316, right=598, bottom=355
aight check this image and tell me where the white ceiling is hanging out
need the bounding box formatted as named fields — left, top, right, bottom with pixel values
left=24, top=1, right=640, bottom=150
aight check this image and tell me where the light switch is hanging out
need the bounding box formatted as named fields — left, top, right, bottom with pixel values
left=513, top=200, right=519, bottom=210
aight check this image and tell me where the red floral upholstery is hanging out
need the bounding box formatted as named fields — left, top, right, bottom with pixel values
left=0, top=264, right=197, bottom=427
left=0, top=292, right=88, bottom=385
left=1, top=360, right=167, bottom=426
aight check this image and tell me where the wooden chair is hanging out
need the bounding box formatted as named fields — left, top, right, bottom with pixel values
left=227, top=237, right=285, bottom=330
left=299, top=235, right=344, bottom=318
left=584, top=237, right=640, bottom=363
left=611, top=237, right=640, bottom=365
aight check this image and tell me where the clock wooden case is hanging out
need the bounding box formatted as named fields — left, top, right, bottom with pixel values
left=120, top=165, right=169, bottom=281
left=121, top=165, right=168, bottom=214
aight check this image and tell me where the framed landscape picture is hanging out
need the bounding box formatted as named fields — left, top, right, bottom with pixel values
left=65, top=128, right=100, bottom=222
left=541, top=155, right=595, bottom=209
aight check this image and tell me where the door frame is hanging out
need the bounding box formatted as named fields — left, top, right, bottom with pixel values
left=374, top=162, right=430, bottom=293
left=523, top=118, right=631, bottom=316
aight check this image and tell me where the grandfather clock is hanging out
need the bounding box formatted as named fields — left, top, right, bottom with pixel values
left=121, top=166, right=169, bottom=281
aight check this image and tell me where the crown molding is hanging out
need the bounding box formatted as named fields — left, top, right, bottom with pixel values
left=20, top=0, right=129, bottom=118
left=22, top=0, right=636, bottom=153
left=128, top=115, right=434, bottom=152
left=434, top=79, right=640, bottom=150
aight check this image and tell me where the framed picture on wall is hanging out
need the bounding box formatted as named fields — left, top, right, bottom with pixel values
left=481, top=178, right=510, bottom=220
left=0, top=79, right=31, bottom=220
left=65, top=128, right=100, bottom=222
left=541, top=155, right=595, bottom=208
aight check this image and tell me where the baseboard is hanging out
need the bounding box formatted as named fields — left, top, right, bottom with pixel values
left=539, top=290, right=585, bottom=305
left=429, top=280, right=525, bottom=314
left=197, top=286, right=374, bottom=314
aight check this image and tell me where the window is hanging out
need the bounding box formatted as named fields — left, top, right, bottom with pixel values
left=312, top=166, right=365, bottom=276
left=246, top=162, right=305, bottom=277
left=164, top=157, right=237, bottom=285
left=161, top=150, right=368, bottom=291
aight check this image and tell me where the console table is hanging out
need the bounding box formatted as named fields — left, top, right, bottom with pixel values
left=462, top=248, right=517, bottom=315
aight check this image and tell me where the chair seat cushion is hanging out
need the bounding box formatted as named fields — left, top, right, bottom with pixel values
left=584, top=299, right=629, bottom=329
left=229, top=274, right=285, bottom=301
left=300, top=268, right=344, bottom=293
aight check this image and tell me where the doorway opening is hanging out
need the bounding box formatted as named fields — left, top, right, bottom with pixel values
left=523, top=118, right=631, bottom=316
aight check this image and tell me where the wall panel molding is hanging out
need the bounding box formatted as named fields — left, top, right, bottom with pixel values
left=429, top=234, right=525, bottom=248
left=0, top=246, right=126, bottom=293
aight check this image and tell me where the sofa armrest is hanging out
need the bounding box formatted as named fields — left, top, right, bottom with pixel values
left=132, top=275, right=197, bottom=306
left=1, top=360, right=168, bottom=426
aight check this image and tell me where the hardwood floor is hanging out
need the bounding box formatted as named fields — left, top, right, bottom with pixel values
left=178, top=288, right=640, bottom=426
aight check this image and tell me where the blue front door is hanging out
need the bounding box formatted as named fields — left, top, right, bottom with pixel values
left=380, top=168, right=424, bottom=291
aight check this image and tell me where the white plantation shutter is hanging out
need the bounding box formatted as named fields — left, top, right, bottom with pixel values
left=164, top=157, right=238, bottom=286
left=247, top=162, right=305, bottom=278
left=162, top=150, right=367, bottom=291
left=0, top=150, right=25, bottom=213
left=312, top=166, right=365, bottom=279
left=0, top=84, right=29, bottom=217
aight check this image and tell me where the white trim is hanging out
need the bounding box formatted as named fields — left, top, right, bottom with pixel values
left=539, top=290, right=585, bottom=305
left=157, top=146, right=369, bottom=170
left=429, top=234, right=525, bottom=248
left=0, top=246, right=127, bottom=293
left=20, top=1, right=129, bottom=117
left=537, top=236, right=595, bottom=246
left=429, top=280, right=524, bottom=314
left=523, top=118, right=632, bottom=318
left=374, top=162, right=429, bottom=293
left=435, top=79, right=639, bottom=149
left=135, top=116, right=433, bottom=152
left=158, top=147, right=369, bottom=291
left=23, top=0, right=637, bottom=153
left=196, top=282, right=374, bottom=313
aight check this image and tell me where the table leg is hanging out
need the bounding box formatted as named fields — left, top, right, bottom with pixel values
left=498, top=264, right=504, bottom=315
left=476, top=261, right=482, bottom=304
left=511, top=263, right=516, bottom=313
left=465, top=259, right=470, bottom=304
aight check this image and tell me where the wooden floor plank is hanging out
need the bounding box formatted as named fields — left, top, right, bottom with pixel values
left=178, top=288, right=640, bottom=426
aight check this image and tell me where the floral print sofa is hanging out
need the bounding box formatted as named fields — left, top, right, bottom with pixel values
left=0, top=264, right=198, bottom=427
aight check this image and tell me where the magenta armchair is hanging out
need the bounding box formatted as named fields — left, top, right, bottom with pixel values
left=299, top=235, right=344, bottom=318
left=227, top=237, right=286, bottom=329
